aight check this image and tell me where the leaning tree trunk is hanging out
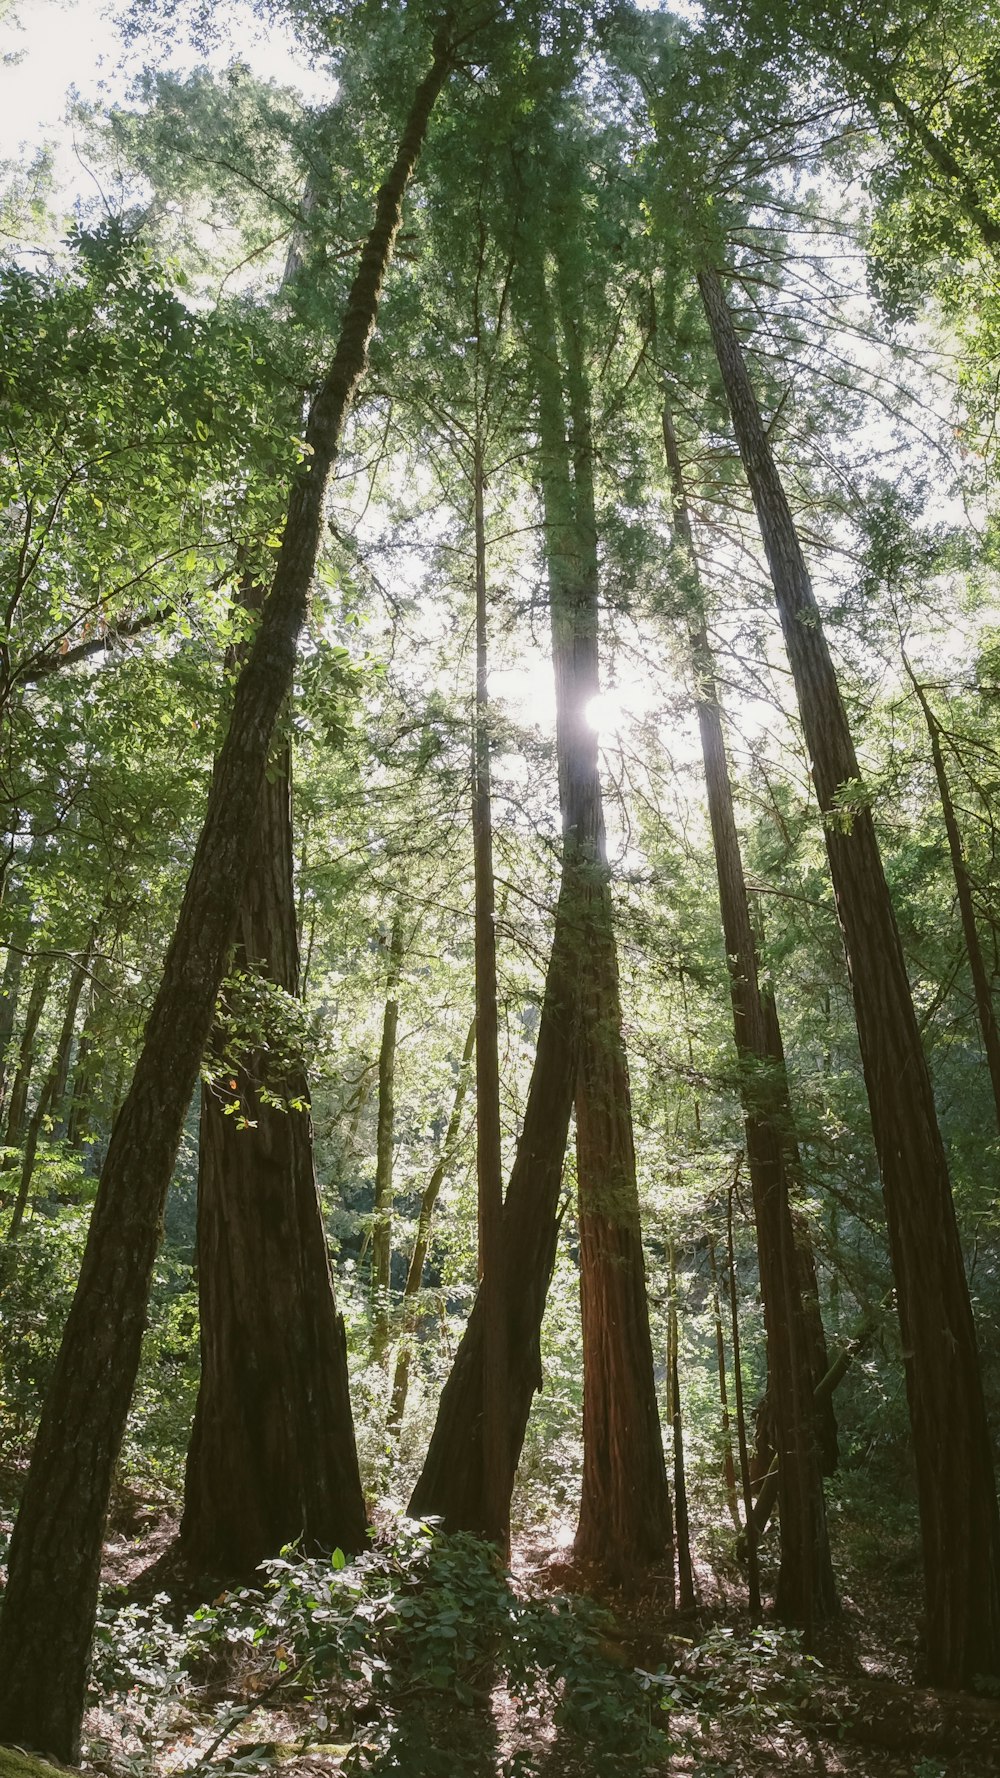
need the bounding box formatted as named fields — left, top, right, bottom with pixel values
left=904, top=657, right=1000, bottom=1140
left=66, top=976, right=104, bottom=1150
left=178, top=753, right=367, bottom=1578
left=371, top=911, right=403, bottom=1364
left=700, top=263, right=1000, bottom=1687
left=758, top=959, right=839, bottom=1476
left=661, top=394, right=835, bottom=1628
left=388, top=1015, right=475, bottom=1433
left=541, top=257, right=673, bottom=1578
left=0, top=33, right=457, bottom=1759
left=0, top=940, right=26, bottom=1120
left=408, top=860, right=583, bottom=1533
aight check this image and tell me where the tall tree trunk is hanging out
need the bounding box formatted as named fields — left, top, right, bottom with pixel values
left=728, top=1176, right=762, bottom=1624
left=472, top=438, right=509, bottom=1549
left=668, top=1244, right=696, bottom=1609
left=905, top=657, right=1000, bottom=1138
left=661, top=393, right=834, bottom=1626
left=539, top=259, right=672, bottom=1577
left=388, top=1015, right=475, bottom=1434
left=408, top=863, right=582, bottom=1533
left=700, top=263, right=1000, bottom=1686
left=371, top=911, right=403, bottom=1364
left=757, top=954, right=839, bottom=1476
left=747, top=1290, right=892, bottom=1546
left=708, top=1234, right=742, bottom=1529
left=3, top=955, right=54, bottom=1154
left=178, top=753, right=367, bottom=1578
left=0, top=35, right=456, bottom=1758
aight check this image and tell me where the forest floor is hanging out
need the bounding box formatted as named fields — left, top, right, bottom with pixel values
left=2, top=1471, right=998, bottom=1778
left=26, top=1492, right=989, bottom=1778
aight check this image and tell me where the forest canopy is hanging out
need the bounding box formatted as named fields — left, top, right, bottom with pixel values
left=1, top=1, right=1000, bottom=1774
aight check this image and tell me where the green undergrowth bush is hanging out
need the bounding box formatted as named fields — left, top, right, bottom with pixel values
left=665, top=1623, right=823, bottom=1735
left=89, top=1521, right=677, bottom=1776
left=0, top=1194, right=199, bottom=1496
left=0, top=1201, right=89, bottom=1446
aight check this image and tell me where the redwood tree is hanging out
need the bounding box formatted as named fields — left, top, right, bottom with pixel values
left=0, top=26, right=458, bottom=1756
left=533, top=242, right=673, bottom=1576
left=660, top=390, right=835, bottom=1627
left=699, top=261, right=1000, bottom=1686
left=178, top=753, right=367, bottom=1578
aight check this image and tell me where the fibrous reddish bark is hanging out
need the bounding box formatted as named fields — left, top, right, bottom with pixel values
left=178, top=756, right=366, bottom=1577
left=536, top=257, right=673, bottom=1577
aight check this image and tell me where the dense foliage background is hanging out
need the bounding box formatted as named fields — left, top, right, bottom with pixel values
left=2, top=0, right=1000, bottom=1771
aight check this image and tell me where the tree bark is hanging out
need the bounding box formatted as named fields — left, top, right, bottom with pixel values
left=0, top=827, right=46, bottom=1119
left=0, top=35, right=456, bottom=1759
left=746, top=1291, right=892, bottom=1547
left=728, top=1176, right=762, bottom=1624
left=904, top=658, right=1000, bottom=1140
left=708, top=1234, right=742, bottom=1529
left=408, top=863, right=582, bottom=1534
left=48, top=937, right=93, bottom=1133
left=759, top=959, right=839, bottom=1476
left=539, top=259, right=672, bottom=1578
left=662, top=392, right=835, bottom=1627
left=66, top=979, right=103, bottom=1149
left=472, top=438, right=509, bottom=1550
left=668, top=1244, right=696, bottom=1609
left=178, top=755, right=367, bottom=1578
left=700, top=263, right=1000, bottom=1687
left=371, top=911, right=403, bottom=1364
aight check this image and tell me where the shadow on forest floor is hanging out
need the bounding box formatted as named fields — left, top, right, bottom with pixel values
left=63, top=1509, right=1000, bottom=1778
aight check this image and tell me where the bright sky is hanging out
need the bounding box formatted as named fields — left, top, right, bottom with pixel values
left=0, top=0, right=335, bottom=190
